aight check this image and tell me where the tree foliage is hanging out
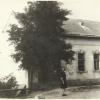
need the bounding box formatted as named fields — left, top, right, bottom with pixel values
left=0, top=73, right=18, bottom=89
left=8, top=1, right=74, bottom=81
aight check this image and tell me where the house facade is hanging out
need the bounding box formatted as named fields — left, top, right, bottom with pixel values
left=63, top=37, right=100, bottom=80
left=26, top=19, right=100, bottom=88
left=63, top=19, right=100, bottom=81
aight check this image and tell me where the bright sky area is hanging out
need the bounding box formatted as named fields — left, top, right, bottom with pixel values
left=0, top=0, right=100, bottom=85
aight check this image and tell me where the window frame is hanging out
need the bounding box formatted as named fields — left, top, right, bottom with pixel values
left=94, top=53, right=99, bottom=71
left=77, top=51, right=85, bottom=72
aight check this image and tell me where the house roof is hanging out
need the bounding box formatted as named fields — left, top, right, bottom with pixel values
left=63, top=19, right=100, bottom=38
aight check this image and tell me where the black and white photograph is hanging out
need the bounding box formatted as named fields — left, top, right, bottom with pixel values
left=0, top=0, right=100, bottom=99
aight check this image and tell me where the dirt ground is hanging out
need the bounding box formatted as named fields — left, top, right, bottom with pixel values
left=27, top=86, right=100, bottom=99
left=44, top=88, right=100, bottom=99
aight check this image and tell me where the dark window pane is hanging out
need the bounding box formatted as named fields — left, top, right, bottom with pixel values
left=78, top=53, right=84, bottom=60
left=94, top=54, right=99, bottom=70
left=78, top=53, right=85, bottom=71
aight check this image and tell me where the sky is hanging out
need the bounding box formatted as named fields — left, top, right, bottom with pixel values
left=0, top=0, right=100, bottom=85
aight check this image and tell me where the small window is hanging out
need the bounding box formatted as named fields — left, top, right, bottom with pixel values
left=94, top=54, right=99, bottom=70
left=78, top=53, right=85, bottom=71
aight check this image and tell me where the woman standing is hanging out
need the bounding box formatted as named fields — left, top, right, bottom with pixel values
left=57, top=68, right=68, bottom=96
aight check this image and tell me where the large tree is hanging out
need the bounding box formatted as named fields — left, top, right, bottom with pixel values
left=8, top=1, right=74, bottom=86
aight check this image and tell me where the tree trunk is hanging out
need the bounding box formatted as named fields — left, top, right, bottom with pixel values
left=28, top=69, right=33, bottom=89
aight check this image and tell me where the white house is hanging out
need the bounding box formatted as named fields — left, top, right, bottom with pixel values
left=63, top=19, right=100, bottom=81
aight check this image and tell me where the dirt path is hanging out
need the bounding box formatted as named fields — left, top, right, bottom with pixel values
left=44, top=88, right=100, bottom=99
left=27, top=86, right=100, bottom=99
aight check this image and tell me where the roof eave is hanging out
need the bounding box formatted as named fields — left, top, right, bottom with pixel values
left=66, top=34, right=100, bottom=39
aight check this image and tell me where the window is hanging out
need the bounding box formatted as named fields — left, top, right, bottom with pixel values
left=78, top=53, right=85, bottom=71
left=94, top=54, right=99, bottom=70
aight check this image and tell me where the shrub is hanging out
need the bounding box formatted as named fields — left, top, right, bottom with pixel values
left=0, top=73, right=18, bottom=89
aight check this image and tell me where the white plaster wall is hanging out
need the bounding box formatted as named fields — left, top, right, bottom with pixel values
left=65, top=37, right=100, bottom=80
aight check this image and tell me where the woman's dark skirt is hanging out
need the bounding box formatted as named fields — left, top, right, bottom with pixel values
left=60, top=78, right=68, bottom=89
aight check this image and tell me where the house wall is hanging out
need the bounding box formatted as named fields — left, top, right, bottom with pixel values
left=65, top=37, right=100, bottom=80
